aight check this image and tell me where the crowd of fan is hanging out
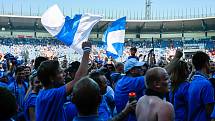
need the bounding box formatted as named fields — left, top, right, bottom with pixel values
left=0, top=37, right=214, bottom=48
left=0, top=37, right=214, bottom=64
left=1, top=41, right=215, bottom=121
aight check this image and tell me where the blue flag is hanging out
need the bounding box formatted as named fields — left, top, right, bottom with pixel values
left=41, top=5, right=102, bottom=54
left=103, top=17, right=126, bottom=59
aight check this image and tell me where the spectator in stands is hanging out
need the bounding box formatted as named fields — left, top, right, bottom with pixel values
left=114, top=58, right=146, bottom=121
left=8, top=66, right=28, bottom=113
left=24, top=71, right=42, bottom=121
left=136, top=67, right=174, bottom=121
left=0, top=87, right=17, bottom=121
left=36, top=42, right=91, bottom=121
left=128, top=47, right=139, bottom=61
left=169, top=60, right=190, bottom=121
left=188, top=51, right=214, bottom=121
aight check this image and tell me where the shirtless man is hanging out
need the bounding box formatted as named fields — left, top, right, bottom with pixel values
left=136, top=67, right=174, bottom=121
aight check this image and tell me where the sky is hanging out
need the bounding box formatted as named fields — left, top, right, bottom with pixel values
left=1, top=0, right=215, bottom=19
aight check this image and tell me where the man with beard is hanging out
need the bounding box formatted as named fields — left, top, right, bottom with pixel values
left=35, top=42, right=91, bottom=121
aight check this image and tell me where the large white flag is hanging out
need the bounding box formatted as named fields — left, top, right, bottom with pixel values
left=41, top=5, right=102, bottom=54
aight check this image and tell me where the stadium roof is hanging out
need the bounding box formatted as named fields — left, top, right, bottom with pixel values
left=0, top=15, right=215, bottom=33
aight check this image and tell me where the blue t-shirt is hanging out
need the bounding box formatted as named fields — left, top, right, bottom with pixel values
left=73, top=115, right=104, bottom=121
left=64, top=102, right=78, bottom=121
left=114, top=76, right=145, bottom=121
left=36, top=86, right=67, bottom=121
left=169, top=81, right=189, bottom=121
left=8, top=81, right=28, bottom=111
left=110, top=72, right=123, bottom=84
left=211, top=106, right=215, bottom=119
left=104, top=86, right=115, bottom=112
left=24, top=92, right=38, bottom=121
left=0, top=81, right=8, bottom=88
left=64, top=96, right=112, bottom=121
left=98, top=96, right=112, bottom=120
left=188, top=72, right=215, bottom=121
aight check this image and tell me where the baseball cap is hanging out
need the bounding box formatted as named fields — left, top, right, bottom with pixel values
left=124, top=58, right=145, bottom=72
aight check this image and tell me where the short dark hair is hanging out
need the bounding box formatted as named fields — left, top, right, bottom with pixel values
left=0, top=87, right=17, bottom=120
left=192, top=51, right=210, bottom=70
left=130, top=47, right=137, bottom=52
left=34, top=56, right=48, bottom=70
left=15, top=66, right=25, bottom=75
left=72, top=77, right=101, bottom=115
left=37, top=60, right=60, bottom=87
left=65, top=61, right=80, bottom=73
left=89, top=70, right=104, bottom=87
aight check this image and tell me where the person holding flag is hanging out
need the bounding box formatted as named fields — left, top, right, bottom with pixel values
left=36, top=5, right=99, bottom=121
left=41, top=4, right=102, bottom=54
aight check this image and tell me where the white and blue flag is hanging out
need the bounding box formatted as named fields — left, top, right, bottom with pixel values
left=41, top=5, right=102, bottom=53
left=103, top=17, right=126, bottom=59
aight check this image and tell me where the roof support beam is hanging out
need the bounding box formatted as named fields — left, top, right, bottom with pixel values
left=98, top=21, right=109, bottom=31
left=181, top=21, right=184, bottom=38
left=201, top=19, right=207, bottom=31
left=159, top=22, right=164, bottom=38
left=8, top=18, right=13, bottom=29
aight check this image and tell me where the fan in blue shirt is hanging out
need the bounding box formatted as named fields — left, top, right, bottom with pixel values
left=188, top=51, right=215, bottom=121
left=35, top=42, right=91, bottom=121
left=169, top=60, right=190, bottom=121
left=128, top=47, right=139, bottom=61
left=8, top=66, right=28, bottom=112
left=115, top=58, right=146, bottom=121
left=89, top=70, right=113, bottom=120
left=23, top=71, right=42, bottom=121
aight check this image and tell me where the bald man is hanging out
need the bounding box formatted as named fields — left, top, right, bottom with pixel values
left=72, top=77, right=102, bottom=121
left=136, top=67, right=174, bottom=121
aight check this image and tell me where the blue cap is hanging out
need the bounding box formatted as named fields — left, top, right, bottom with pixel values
left=124, top=58, right=145, bottom=72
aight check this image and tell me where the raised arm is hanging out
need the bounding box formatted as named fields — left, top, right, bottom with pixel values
left=164, top=49, right=183, bottom=74
left=66, top=41, right=91, bottom=94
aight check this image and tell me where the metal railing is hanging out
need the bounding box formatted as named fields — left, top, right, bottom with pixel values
left=0, top=6, right=215, bottom=20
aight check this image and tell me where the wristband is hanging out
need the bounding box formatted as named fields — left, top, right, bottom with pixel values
left=83, top=47, right=91, bottom=52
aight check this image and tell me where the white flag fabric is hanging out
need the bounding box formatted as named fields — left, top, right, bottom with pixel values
left=102, top=17, right=126, bottom=59
left=41, top=5, right=102, bottom=54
